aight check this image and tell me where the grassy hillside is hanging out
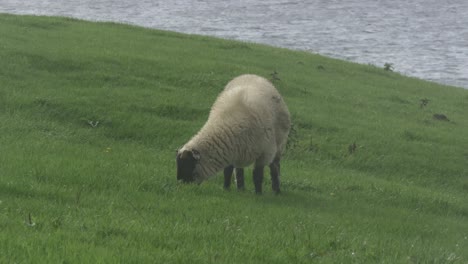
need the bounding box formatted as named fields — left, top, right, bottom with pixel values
left=1, top=14, right=467, bottom=263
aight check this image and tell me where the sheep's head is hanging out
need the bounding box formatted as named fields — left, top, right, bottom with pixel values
left=176, top=148, right=200, bottom=183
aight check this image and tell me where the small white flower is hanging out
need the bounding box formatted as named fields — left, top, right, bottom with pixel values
left=447, top=253, right=457, bottom=261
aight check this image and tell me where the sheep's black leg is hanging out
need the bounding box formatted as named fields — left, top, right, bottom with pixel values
left=270, top=157, right=281, bottom=194
left=224, top=165, right=234, bottom=189
left=253, top=166, right=264, bottom=194
left=235, top=168, right=245, bottom=190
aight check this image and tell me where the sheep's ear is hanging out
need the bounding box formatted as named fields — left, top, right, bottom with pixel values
left=192, top=149, right=201, bottom=161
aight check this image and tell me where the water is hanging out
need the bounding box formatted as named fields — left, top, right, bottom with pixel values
left=1, top=0, right=467, bottom=89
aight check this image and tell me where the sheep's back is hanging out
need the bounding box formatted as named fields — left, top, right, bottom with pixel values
left=208, top=75, right=290, bottom=165
left=211, top=74, right=284, bottom=121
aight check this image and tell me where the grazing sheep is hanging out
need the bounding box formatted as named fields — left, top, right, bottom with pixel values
left=176, top=74, right=290, bottom=194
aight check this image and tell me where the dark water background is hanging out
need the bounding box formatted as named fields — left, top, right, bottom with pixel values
left=1, top=0, right=467, bottom=89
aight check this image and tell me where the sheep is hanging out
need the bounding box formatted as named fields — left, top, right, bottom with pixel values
left=176, top=74, right=290, bottom=194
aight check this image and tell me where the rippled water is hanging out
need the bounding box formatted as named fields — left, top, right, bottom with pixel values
left=1, top=0, right=467, bottom=88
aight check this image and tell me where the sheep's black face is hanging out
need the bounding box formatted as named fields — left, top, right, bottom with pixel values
left=176, top=149, right=200, bottom=183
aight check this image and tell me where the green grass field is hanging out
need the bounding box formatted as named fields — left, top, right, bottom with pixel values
left=1, top=14, right=467, bottom=263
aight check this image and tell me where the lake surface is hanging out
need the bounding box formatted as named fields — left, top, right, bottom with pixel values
left=1, top=0, right=467, bottom=89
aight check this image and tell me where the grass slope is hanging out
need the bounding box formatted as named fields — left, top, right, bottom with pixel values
left=1, top=14, right=467, bottom=263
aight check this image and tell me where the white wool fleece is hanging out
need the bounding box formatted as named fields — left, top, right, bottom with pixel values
left=179, top=74, right=290, bottom=182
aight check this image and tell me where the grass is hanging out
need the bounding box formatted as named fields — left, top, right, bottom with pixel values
left=1, top=13, right=468, bottom=263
